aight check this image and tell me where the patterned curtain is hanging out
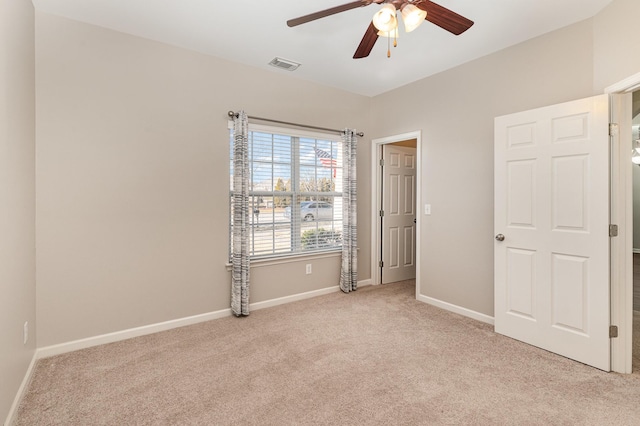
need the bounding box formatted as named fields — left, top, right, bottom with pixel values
left=340, top=129, right=358, bottom=293
left=231, top=111, right=250, bottom=316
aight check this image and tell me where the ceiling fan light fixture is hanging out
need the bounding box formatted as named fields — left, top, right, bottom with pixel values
left=401, top=4, right=427, bottom=33
left=372, top=3, right=397, bottom=32
left=377, top=27, right=400, bottom=38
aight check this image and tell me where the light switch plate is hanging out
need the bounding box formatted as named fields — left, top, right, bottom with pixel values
left=424, top=204, right=431, bottom=215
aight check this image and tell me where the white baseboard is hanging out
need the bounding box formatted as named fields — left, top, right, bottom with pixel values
left=36, top=308, right=233, bottom=359
left=358, top=278, right=372, bottom=287
left=250, top=285, right=341, bottom=311
left=36, top=282, right=360, bottom=360
left=4, top=351, right=37, bottom=426
left=417, top=294, right=495, bottom=325
left=242, top=278, right=371, bottom=311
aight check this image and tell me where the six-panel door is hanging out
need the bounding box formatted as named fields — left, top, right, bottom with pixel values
left=494, top=94, right=610, bottom=371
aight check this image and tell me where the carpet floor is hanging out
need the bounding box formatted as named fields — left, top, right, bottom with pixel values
left=15, top=281, right=640, bottom=425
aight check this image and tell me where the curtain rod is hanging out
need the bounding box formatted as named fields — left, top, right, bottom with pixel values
left=227, top=111, right=364, bottom=137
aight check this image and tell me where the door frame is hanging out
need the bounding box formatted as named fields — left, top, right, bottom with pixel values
left=606, top=71, right=640, bottom=374
left=371, top=131, right=422, bottom=294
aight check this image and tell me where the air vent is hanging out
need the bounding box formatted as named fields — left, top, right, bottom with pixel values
left=268, top=57, right=301, bottom=71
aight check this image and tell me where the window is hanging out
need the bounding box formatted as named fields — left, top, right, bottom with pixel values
left=230, top=123, right=343, bottom=259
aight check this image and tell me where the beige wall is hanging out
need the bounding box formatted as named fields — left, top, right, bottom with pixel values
left=593, top=0, right=640, bottom=92
left=0, top=0, right=36, bottom=421
left=35, top=13, right=372, bottom=347
left=371, top=20, right=597, bottom=316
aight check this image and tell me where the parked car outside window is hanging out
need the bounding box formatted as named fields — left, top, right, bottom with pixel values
left=284, top=201, right=333, bottom=221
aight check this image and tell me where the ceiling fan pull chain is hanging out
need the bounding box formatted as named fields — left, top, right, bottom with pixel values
left=387, top=35, right=391, bottom=58
left=393, top=10, right=397, bottom=48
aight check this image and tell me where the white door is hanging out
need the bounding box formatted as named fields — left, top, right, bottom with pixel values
left=494, top=94, right=611, bottom=371
left=382, top=145, right=416, bottom=284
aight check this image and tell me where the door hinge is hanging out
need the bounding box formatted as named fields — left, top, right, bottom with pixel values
left=609, top=123, right=618, bottom=136
left=609, top=224, right=618, bottom=237
left=609, top=325, right=618, bottom=338
left=379, top=260, right=384, bottom=268
left=379, top=210, right=384, bottom=217
left=379, top=159, right=384, bottom=166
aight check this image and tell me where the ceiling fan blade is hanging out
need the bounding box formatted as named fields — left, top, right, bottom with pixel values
left=353, top=21, right=379, bottom=59
left=417, top=1, right=474, bottom=35
left=287, top=1, right=372, bottom=27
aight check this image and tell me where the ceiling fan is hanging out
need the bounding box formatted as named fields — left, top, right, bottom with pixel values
left=287, top=0, right=474, bottom=59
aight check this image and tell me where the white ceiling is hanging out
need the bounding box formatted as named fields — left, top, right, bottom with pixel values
left=32, top=0, right=614, bottom=97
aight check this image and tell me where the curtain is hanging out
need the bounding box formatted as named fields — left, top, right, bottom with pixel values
left=340, top=129, right=358, bottom=293
left=231, top=111, right=250, bottom=316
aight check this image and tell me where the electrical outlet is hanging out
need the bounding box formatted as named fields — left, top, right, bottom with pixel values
left=306, top=264, right=312, bottom=274
left=23, top=321, right=28, bottom=345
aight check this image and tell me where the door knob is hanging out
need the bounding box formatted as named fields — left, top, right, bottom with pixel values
left=495, top=234, right=505, bottom=241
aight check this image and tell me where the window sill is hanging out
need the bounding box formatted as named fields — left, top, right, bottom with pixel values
left=225, top=249, right=342, bottom=271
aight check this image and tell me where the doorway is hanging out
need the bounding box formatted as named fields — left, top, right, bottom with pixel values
left=371, top=132, right=422, bottom=291
left=607, top=71, right=640, bottom=374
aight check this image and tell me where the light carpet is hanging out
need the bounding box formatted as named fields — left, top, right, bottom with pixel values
left=15, top=281, right=640, bottom=425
